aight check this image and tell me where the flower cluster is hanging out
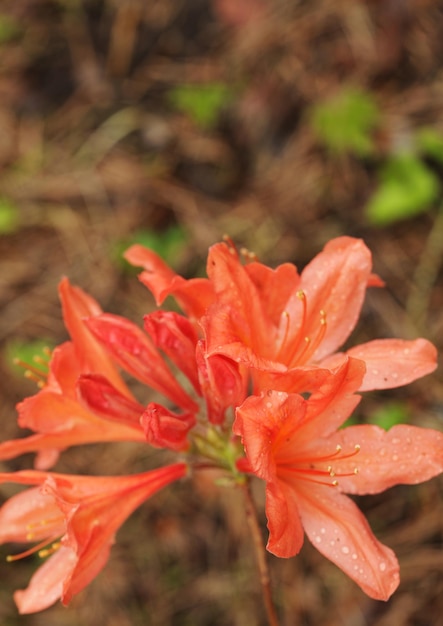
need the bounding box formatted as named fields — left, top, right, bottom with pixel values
left=1, top=236, right=442, bottom=613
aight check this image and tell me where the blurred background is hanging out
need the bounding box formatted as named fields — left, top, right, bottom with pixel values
left=0, top=1, right=442, bottom=624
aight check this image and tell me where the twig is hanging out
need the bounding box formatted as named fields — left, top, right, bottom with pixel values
left=242, top=480, right=280, bottom=626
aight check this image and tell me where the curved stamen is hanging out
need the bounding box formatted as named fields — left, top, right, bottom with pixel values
left=279, top=291, right=328, bottom=367
left=13, top=348, right=51, bottom=388
left=279, top=444, right=360, bottom=487
left=293, top=310, right=327, bottom=365
left=279, top=444, right=360, bottom=466
left=6, top=535, right=62, bottom=562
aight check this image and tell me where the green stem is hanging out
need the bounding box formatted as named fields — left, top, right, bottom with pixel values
left=242, top=480, right=280, bottom=626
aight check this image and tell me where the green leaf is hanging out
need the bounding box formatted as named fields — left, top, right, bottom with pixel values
left=368, top=402, right=410, bottom=430
left=169, top=83, right=233, bottom=129
left=0, top=14, right=21, bottom=44
left=0, top=198, right=20, bottom=234
left=112, top=226, right=188, bottom=272
left=416, top=127, right=443, bottom=165
left=310, top=88, right=379, bottom=156
left=365, top=153, right=439, bottom=225
left=5, top=340, right=53, bottom=379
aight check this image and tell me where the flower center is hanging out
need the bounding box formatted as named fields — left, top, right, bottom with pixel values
left=13, top=348, right=51, bottom=388
left=278, top=290, right=327, bottom=367
left=278, top=443, right=360, bottom=487
left=6, top=536, right=62, bottom=562
left=6, top=515, right=64, bottom=562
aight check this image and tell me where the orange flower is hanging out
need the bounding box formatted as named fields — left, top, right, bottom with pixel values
left=0, top=464, right=187, bottom=613
left=202, top=237, right=437, bottom=393
left=0, top=280, right=146, bottom=469
left=2, top=237, right=441, bottom=614
left=234, top=358, right=443, bottom=600
left=124, top=244, right=215, bottom=321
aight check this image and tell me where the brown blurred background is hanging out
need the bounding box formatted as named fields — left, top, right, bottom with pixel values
left=0, top=1, right=442, bottom=624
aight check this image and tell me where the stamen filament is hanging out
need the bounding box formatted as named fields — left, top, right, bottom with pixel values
left=278, top=444, right=361, bottom=488
left=6, top=535, right=61, bottom=562
left=280, top=291, right=329, bottom=367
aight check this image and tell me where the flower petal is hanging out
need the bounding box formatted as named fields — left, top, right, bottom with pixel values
left=265, top=480, right=304, bottom=557
left=297, top=485, right=399, bottom=600
left=244, top=260, right=300, bottom=327
left=14, top=546, right=77, bottom=614
left=77, top=374, right=145, bottom=427
left=234, top=391, right=307, bottom=481
left=206, top=243, right=275, bottom=358
left=59, top=464, right=188, bottom=604
left=0, top=487, right=62, bottom=543
left=141, top=403, right=195, bottom=451
left=346, top=338, right=438, bottom=390
left=287, top=237, right=372, bottom=362
left=144, top=311, right=201, bottom=394
left=298, top=357, right=365, bottom=439
left=124, top=244, right=214, bottom=319
left=197, top=344, right=248, bottom=425
left=326, top=424, right=443, bottom=495
left=86, top=313, right=198, bottom=412
left=58, top=278, right=128, bottom=396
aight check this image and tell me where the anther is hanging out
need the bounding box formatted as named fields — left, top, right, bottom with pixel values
left=13, top=355, right=49, bottom=388
left=240, top=247, right=258, bottom=262
left=222, top=234, right=237, bottom=255
left=38, top=542, right=61, bottom=558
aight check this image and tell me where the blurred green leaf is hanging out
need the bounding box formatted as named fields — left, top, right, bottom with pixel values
left=368, top=402, right=410, bottom=430
left=112, top=226, right=188, bottom=272
left=0, top=14, right=21, bottom=44
left=366, top=153, right=439, bottom=225
left=416, top=127, right=443, bottom=164
left=310, top=88, right=379, bottom=156
left=5, top=340, right=53, bottom=378
left=0, top=198, right=20, bottom=234
left=169, top=83, right=233, bottom=129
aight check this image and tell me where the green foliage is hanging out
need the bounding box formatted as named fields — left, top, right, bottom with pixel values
left=368, top=402, right=410, bottom=430
left=113, top=226, right=188, bottom=272
left=365, top=153, right=439, bottom=225
left=310, top=88, right=379, bottom=156
left=169, top=83, right=233, bottom=129
left=0, top=198, right=20, bottom=234
left=416, top=127, right=443, bottom=164
left=0, top=14, right=21, bottom=44
left=5, top=340, right=52, bottom=378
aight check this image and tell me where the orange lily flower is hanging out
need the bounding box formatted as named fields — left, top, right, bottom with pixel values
left=124, top=244, right=215, bottom=321
left=0, top=463, right=187, bottom=613
left=0, top=278, right=147, bottom=469
left=202, top=237, right=437, bottom=393
left=234, top=358, right=443, bottom=600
